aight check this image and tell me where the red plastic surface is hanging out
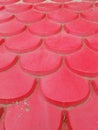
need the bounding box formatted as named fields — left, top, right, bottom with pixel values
left=16, top=9, right=45, bottom=23
left=6, top=3, right=32, bottom=13
left=5, top=30, right=42, bottom=53
left=29, top=18, right=61, bottom=36
left=20, top=48, right=62, bottom=75
left=45, top=32, right=82, bottom=54
left=40, top=66, right=90, bottom=106
left=4, top=89, right=62, bottom=130
left=0, top=9, right=14, bottom=23
left=66, top=46, right=98, bottom=77
left=65, top=1, right=93, bottom=11
left=67, top=91, right=98, bottom=130
left=48, top=8, right=78, bottom=23
left=0, top=19, right=26, bottom=36
left=65, top=18, right=98, bottom=36
left=35, top=3, right=61, bottom=12
left=0, top=1, right=97, bottom=130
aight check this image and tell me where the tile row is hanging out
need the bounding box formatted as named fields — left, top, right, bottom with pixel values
left=3, top=81, right=98, bottom=130
left=0, top=47, right=98, bottom=105
left=0, top=17, right=98, bottom=37
left=0, top=0, right=96, bottom=5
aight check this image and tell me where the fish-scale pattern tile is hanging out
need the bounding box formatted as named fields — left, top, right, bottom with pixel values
left=5, top=3, right=32, bottom=13
left=65, top=18, right=98, bottom=36
left=81, top=7, right=98, bottom=22
left=0, top=51, right=17, bottom=71
left=0, top=1, right=97, bottom=130
left=67, top=91, right=98, bottom=130
left=66, top=46, right=98, bottom=77
left=29, top=18, right=61, bottom=36
left=40, top=66, right=90, bottom=107
left=5, top=30, right=42, bottom=53
left=20, top=48, right=62, bottom=75
left=0, top=64, right=36, bottom=103
left=0, top=9, right=14, bottom=23
left=0, top=0, right=19, bottom=5
left=0, top=19, right=26, bottom=36
left=4, top=88, right=62, bottom=130
left=16, top=9, right=45, bottom=23
left=52, top=0, right=72, bottom=3
left=34, top=3, right=61, bottom=12
left=45, top=32, right=83, bottom=54
left=65, top=1, right=93, bottom=11
left=23, top=0, right=45, bottom=4
left=85, top=34, right=98, bottom=51
left=48, top=8, right=78, bottom=23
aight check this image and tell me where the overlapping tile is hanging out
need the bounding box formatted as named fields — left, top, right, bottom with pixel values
left=16, top=9, right=45, bottom=23
left=65, top=18, right=98, bottom=36
left=29, top=18, right=61, bottom=36
left=0, top=0, right=19, bottom=5
left=0, top=9, right=14, bottom=23
left=40, top=66, right=90, bottom=107
left=0, top=19, right=26, bottom=36
left=65, top=1, right=93, bottom=11
left=81, top=7, right=98, bottom=22
left=23, top=0, right=45, bottom=4
left=48, top=8, right=78, bottom=23
left=85, top=34, right=98, bottom=51
left=34, top=3, right=61, bottom=12
left=52, top=0, right=72, bottom=3
left=4, top=88, right=62, bottom=130
left=45, top=32, right=83, bottom=54
left=0, top=63, right=36, bottom=104
left=20, top=47, right=62, bottom=75
left=5, top=30, right=42, bottom=53
left=66, top=45, right=98, bottom=77
left=0, top=51, right=17, bottom=71
left=0, top=1, right=97, bottom=130
left=6, top=3, right=32, bottom=13
left=67, top=91, right=98, bottom=130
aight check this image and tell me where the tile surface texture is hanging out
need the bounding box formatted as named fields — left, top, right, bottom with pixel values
left=0, top=0, right=97, bottom=130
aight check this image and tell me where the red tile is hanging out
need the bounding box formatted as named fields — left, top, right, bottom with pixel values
left=85, top=34, right=98, bottom=52
left=65, top=18, right=98, bottom=36
left=0, top=51, right=17, bottom=71
left=29, top=18, right=61, bottom=37
left=4, top=89, right=62, bottom=130
left=68, top=91, right=98, bottom=130
left=0, top=19, right=26, bottom=36
left=40, top=66, right=90, bottom=107
left=48, top=8, right=78, bottom=23
left=0, top=64, right=36, bottom=103
left=0, top=0, right=18, bottom=5
left=81, top=7, right=98, bottom=22
left=5, top=30, right=42, bottom=53
left=66, top=46, right=98, bottom=77
left=20, top=48, right=62, bottom=76
left=0, top=1, right=97, bottom=130
left=45, top=32, right=83, bottom=54
left=0, top=9, right=14, bottom=23
left=16, top=9, right=45, bottom=23
left=23, top=0, right=45, bottom=4
left=52, top=0, right=72, bottom=3
left=65, top=1, right=93, bottom=11
left=34, top=3, right=61, bottom=12
left=6, top=3, right=32, bottom=13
